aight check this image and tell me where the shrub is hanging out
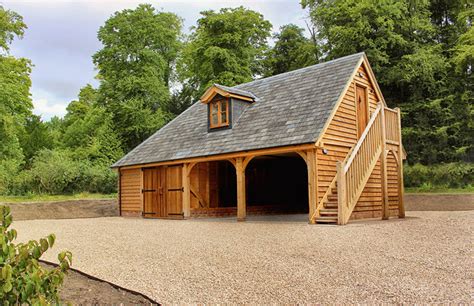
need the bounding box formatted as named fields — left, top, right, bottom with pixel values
left=0, top=206, right=72, bottom=304
left=404, top=162, right=474, bottom=189
left=7, top=149, right=118, bottom=195
left=24, top=149, right=79, bottom=194
left=76, top=162, right=117, bottom=194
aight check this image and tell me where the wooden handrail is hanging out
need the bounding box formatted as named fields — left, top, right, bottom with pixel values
left=384, top=108, right=399, bottom=143
left=343, top=104, right=382, bottom=172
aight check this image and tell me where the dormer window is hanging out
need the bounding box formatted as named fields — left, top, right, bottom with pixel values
left=200, top=83, right=258, bottom=131
left=210, top=97, right=229, bottom=128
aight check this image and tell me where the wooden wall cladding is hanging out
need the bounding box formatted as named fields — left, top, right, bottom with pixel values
left=120, top=168, right=142, bottom=214
left=317, top=63, right=400, bottom=219
left=189, top=162, right=211, bottom=209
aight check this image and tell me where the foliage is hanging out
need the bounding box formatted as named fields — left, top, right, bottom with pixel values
left=93, top=4, right=182, bottom=151
left=0, top=5, right=26, bottom=54
left=263, top=24, right=318, bottom=77
left=18, top=115, right=54, bottom=166
left=0, top=206, right=72, bottom=304
left=404, top=162, right=474, bottom=189
left=10, top=149, right=118, bottom=195
left=178, top=6, right=272, bottom=97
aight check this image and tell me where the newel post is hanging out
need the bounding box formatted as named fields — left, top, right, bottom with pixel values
left=336, top=161, right=347, bottom=225
left=380, top=106, right=389, bottom=220
left=396, top=108, right=406, bottom=218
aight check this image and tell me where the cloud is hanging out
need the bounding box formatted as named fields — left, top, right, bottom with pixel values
left=33, top=98, right=68, bottom=119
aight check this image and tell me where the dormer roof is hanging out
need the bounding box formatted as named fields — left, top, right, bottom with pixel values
left=200, top=83, right=258, bottom=103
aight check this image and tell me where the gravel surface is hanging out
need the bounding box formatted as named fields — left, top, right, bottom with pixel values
left=13, top=212, right=472, bottom=304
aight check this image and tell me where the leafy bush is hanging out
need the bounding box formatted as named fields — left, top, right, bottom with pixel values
left=19, top=149, right=77, bottom=194
left=0, top=206, right=72, bottom=304
left=76, top=162, right=117, bottom=194
left=5, top=149, right=117, bottom=195
left=404, top=162, right=474, bottom=189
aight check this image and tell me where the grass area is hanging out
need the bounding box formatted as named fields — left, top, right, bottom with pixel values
left=0, top=192, right=116, bottom=203
left=405, top=186, right=474, bottom=194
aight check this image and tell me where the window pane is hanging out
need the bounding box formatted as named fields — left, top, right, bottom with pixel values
left=220, top=101, right=227, bottom=124
left=210, top=102, right=218, bottom=126
left=211, top=113, right=218, bottom=126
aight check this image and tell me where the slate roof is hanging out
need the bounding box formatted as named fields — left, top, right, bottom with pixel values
left=112, top=52, right=364, bottom=168
left=212, top=84, right=258, bottom=101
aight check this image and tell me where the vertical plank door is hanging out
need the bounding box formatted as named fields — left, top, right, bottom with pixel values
left=356, top=84, right=369, bottom=138
left=166, top=165, right=184, bottom=217
left=142, top=167, right=160, bottom=218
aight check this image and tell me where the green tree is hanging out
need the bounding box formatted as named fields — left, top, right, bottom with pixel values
left=0, top=5, right=26, bottom=54
left=63, top=84, right=96, bottom=127
left=18, top=115, right=54, bottom=165
left=263, top=24, right=318, bottom=76
left=63, top=106, right=123, bottom=165
left=0, top=6, right=32, bottom=193
left=178, top=6, right=272, bottom=97
left=93, top=4, right=182, bottom=151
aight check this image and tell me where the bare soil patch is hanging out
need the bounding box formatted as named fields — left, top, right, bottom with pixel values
left=405, top=193, right=474, bottom=211
left=41, top=261, right=156, bottom=305
left=3, top=199, right=118, bottom=220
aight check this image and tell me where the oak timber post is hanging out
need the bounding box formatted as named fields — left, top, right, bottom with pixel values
left=380, top=106, right=389, bottom=220
left=306, top=149, right=317, bottom=224
left=336, top=161, right=347, bottom=225
left=182, top=163, right=191, bottom=218
left=396, top=108, right=406, bottom=218
left=236, top=157, right=246, bottom=221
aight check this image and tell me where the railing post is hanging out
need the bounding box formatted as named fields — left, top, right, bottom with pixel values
left=396, top=108, right=406, bottom=218
left=380, top=106, right=389, bottom=220
left=336, top=161, right=347, bottom=225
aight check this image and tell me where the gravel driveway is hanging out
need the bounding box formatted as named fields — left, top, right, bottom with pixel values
left=13, top=212, right=472, bottom=304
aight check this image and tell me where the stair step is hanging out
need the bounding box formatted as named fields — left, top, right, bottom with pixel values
left=328, top=195, right=338, bottom=201
left=324, top=200, right=338, bottom=208
left=320, top=209, right=338, bottom=216
left=315, top=216, right=338, bottom=223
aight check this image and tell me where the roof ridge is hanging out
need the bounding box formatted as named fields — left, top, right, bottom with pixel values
left=234, top=52, right=365, bottom=89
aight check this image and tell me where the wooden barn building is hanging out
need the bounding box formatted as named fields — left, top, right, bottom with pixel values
left=112, top=52, right=405, bottom=225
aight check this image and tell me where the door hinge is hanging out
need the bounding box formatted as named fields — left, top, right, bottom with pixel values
left=168, top=187, right=184, bottom=192
left=142, top=189, right=156, bottom=193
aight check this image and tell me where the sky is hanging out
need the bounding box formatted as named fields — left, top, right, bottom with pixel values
left=4, top=0, right=309, bottom=120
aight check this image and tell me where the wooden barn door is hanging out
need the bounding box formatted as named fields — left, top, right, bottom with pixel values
left=356, top=84, right=369, bottom=138
left=142, top=167, right=163, bottom=218
left=165, top=165, right=184, bottom=218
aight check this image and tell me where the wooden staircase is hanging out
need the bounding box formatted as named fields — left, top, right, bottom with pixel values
left=315, top=185, right=338, bottom=223
left=311, top=103, right=400, bottom=225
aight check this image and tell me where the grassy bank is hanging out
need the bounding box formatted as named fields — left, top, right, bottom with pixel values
left=0, top=192, right=116, bottom=203
left=405, top=186, right=474, bottom=194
